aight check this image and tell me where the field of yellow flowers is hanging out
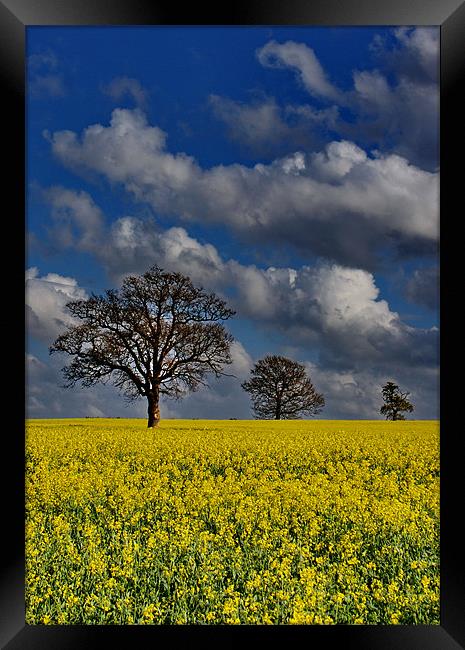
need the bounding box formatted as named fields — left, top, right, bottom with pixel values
left=25, top=418, right=439, bottom=625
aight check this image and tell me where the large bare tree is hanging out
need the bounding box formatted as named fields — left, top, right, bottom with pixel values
left=50, top=266, right=235, bottom=427
left=241, top=355, right=325, bottom=420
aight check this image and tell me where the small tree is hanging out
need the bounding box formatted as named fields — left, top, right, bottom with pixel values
left=50, top=266, right=235, bottom=428
left=241, top=355, right=325, bottom=420
left=380, top=381, right=414, bottom=420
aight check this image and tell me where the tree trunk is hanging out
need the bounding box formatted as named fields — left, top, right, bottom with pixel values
left=275, top=393, right=282, bottom=419
left=147, top=388, right=161, bottom=428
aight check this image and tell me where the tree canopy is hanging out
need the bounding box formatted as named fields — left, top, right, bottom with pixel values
left=241, top=355, right=325, bottom=420
left=380, top=381, right=414, bottom=420
left=50, top=266, right=235, bottom=427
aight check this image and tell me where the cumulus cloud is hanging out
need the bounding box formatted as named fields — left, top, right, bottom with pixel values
left=102, top=76, right=148, bottom=108
left=257, top=40, right=342, bottom=102
left=38, top=189, right=439, bottom=381
left=29, top=75, right=66, bottom=98
left=304, top=362, right=438, bottom=420
left=39, top=186, right=226, bottom=284
left=209, top=94, right=339, bottom=156
left=26, top=353, right=146, bottom=419
left=27, top=29, right=439, bottom=421
left=345, top=70, right=438, bottom=171
left=253, top=30, right=439, bottom=169
left=395, top=27, right=438, bottom=76
left=24, top=256, right=256, bottom=420
left=228, top=340, right=254, bottom=378
left=25, top=297, right=254, bottom=421
left=164, top=340, right=255, bottom=419
left=48, top=109, right=438, bottom=269
left=94, top=216, right=225, bottom=287
left=227, top=263, right=439, bottom=374
left=43, top=186, right=104, bottom=251
left=374, top=27, right=439, bottom=84
left=209, top=94, right=295, bottom=153
left=25, top=267, right=88, bottom=343
left=25, top=255, right=438, bottom=420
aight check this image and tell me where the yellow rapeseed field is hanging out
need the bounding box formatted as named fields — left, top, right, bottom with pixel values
left=25, top=419, right=439, bottom=625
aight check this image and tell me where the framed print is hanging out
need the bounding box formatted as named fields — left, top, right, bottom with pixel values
left=2, top=0, right=463, bottom=648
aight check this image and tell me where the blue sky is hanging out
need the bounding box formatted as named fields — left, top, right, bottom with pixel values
left=26, top=26, right=439, bottom=420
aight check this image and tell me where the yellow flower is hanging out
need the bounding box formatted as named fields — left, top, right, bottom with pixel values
left=25, top=418, right=439, bottom=626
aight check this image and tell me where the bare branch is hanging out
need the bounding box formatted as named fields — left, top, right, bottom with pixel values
left=49, top=265, right=235, bottom=426
left=242, top=355, right=325, bottom=420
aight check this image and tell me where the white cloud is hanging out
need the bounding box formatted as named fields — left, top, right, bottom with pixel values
left=346, top=71, right=438, bottom=170
left=256, top=40, right=342, bottom=102
left=29, top=75, right=66, bottom=98
left=26, top=316, right=254, bottom=421
left=303, top=265, right=394, bottom=331
left=393, top=27, right=439, bottom=81
left=102, top=76, right=148, bottom=108
left=353, top=69, right=392, bottom=107
left=253, top=30, right=439, bottom=170
left=304, top=362, right=438, bottom=419
left=28, top=49, right=66, bottom=98
left=211, top=29, right=438, bottom=169
left=304, top=364, right=383, bottom=419
left=44, top=186, right=104, bottom=251
left=25, top=254, right=438, bottom=420
left=228, top=263, right=438, bottom=373
left=25, top=268, right=88, bottom=343
left=209, top=95, right=288, bottom=147
left=27, top=29, right=440, bottom=421
left=39, top=188, right=438, bottom=376
left=48, top=109, right=438, bottom=269
left=209, top=94, right=338, bottom=155
left=308, top=140, right=367, bottom=180
left=26, top=353, right=146, bottom=419
left=103, top=219, right=226, bottom=287
left=228, top=340, right=254, bottom=379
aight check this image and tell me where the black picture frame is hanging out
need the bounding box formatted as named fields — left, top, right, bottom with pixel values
left=2, top=1, right=463, bottom=648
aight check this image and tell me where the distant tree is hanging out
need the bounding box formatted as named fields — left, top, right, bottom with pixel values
left=50, top=266, right=235, bottom=428
left=241, top=355, right=325, bottom=420
left=380, top=381, right=414, bottom=420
